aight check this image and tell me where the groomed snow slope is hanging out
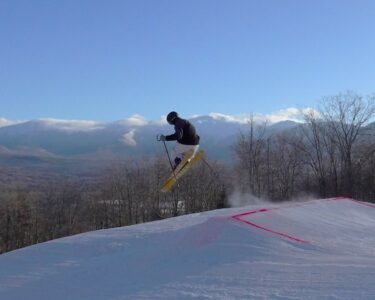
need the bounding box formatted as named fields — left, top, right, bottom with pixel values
left=1, top=197, right=375, bottom=299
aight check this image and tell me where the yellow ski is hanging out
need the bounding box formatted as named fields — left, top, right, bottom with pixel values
left=160, top=149, right=194, bottom=190
left=161, top=150, right=204, bottom=193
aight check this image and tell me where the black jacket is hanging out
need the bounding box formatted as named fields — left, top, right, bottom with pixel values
left=166, top=117, right=200, bottom=145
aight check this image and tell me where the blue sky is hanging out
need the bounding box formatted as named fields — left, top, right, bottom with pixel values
left=1, top=0, right=375, bottom=121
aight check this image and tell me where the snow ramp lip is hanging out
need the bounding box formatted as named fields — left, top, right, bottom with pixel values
left=230, top=197, right=375, bottom=244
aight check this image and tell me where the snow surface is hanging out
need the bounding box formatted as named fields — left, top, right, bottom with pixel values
left=1, top=197, right=375, bottom=299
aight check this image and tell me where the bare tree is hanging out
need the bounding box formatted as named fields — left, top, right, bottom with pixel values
left=295, top=109, right=340, bottom=197
left=233, top=116, right=268, bottom=196
left=320, top=91, right=375, bottom=196
left=268, top=134, right=304, bottom=200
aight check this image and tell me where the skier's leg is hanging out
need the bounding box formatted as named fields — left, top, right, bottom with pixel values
left=173, top=143, right=199, bottom=168
left=173, top=143, right=186, bottom=169
left=173, top=157, right=182, bottom=169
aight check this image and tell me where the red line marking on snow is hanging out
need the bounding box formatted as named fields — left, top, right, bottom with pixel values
left=329, top=197, right=375, bottom=208
left=231, top=197, right=375, bottom=244
left=231, top=208, right=310, bottom=244
left=232, top=214, right=309, bottom=243
left=348, top=199, right=375, bottom=208
left=231, top=208, right=274, bottom=218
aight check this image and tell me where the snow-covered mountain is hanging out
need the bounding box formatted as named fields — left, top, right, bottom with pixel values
left=1, top=197, right=375, bottom=299
left=0, top=116, right=299, bottom=160
left=1, top=116, right=373, bottom=174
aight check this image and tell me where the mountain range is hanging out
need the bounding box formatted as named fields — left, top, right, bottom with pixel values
left=1, top=115, right=373, bottom=187
left=0, top=116, right=300, bottom=161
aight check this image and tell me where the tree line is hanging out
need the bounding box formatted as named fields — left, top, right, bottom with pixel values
left=0, top=158, right=227, bottom=254
left=233, top=91, right=375, bottom=201
left=1, top=91, right=374, bottom=254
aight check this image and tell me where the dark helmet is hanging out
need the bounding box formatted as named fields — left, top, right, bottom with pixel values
left=166, top=111, right=178, bottom=124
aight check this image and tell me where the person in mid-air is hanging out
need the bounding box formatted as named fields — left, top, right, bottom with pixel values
left=159, top=111, right=200, bottom=169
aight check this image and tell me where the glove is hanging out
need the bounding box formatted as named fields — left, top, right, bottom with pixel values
left=159, top=134, right=166, bottom=141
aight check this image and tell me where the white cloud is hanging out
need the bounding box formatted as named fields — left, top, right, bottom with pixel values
left=117, top=114, right=148, bottom=126
left=157, top=115, right=168, bottom=125
left=262, top=108, right=302, bottom=123
left=120, top=129, right=137, bottom=146
left=263, top=107, right=320, bottom=123
left=0, top=118, right=23, bottom=128
left=37, top=118, right=105, bottom=132
left=205, top=107, right=319, bottom=124
left=208, top=113, right=251, bottom=124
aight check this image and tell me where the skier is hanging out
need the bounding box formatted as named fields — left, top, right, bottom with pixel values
left=159, top=111, right=200, bottom=170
